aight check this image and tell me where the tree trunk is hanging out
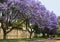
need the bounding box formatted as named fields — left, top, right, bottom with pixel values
left=3, top=33, right=6, bottom=39
left=42, top=33, right=45, bottom=37
left=29, top=32, right=32, bottom=39
left=1, top=22, right=7, bottom=39
left=3, top=30, right=7, bottom=39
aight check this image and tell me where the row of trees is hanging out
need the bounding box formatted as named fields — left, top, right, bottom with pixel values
left=0, top=0, right=58, bottom=39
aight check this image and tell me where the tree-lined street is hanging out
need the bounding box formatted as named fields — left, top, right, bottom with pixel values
left=0, top=0, right=60, bottom=42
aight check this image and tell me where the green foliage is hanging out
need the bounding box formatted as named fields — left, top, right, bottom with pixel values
left=0, top=0, right=7, bottom=3
left=33, top=24, right=40, bottom=34
left=58, top=26, right=60, bottom=30
left=12, top=21, right=23, bottom=29
left=28, top=24, right=34, bottom=29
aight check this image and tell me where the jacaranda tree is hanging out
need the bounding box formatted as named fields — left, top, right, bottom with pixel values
left=47, top=11, right=58, bottom=37
left=0, top=0, right=58, bottom=39
left=0, top=0, right=30, bottom=39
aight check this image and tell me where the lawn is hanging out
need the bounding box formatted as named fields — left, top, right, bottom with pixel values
left=0, top=39, right=19, bottom=42
left=0, top=38, right=60, bottom=42
left=0, top=39, right=60, bottom=42
left=0, top=38, right=47, bottom=42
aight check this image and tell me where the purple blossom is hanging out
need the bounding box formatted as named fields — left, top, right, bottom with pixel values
left=0, top=0, right=58, bottom=31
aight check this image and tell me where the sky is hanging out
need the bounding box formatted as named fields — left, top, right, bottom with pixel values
left=38, top=0, right=60, bottom=16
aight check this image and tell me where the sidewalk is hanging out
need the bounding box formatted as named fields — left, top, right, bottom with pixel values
left=30, top=38, right=60, bottom=42
left=30, top=40, right=56, bottom=42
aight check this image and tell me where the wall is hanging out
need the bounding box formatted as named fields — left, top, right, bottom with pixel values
left=0, top=28, right=34, bottom=39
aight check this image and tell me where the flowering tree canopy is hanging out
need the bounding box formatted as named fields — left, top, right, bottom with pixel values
left=0, top=0, right=58, bottom=39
